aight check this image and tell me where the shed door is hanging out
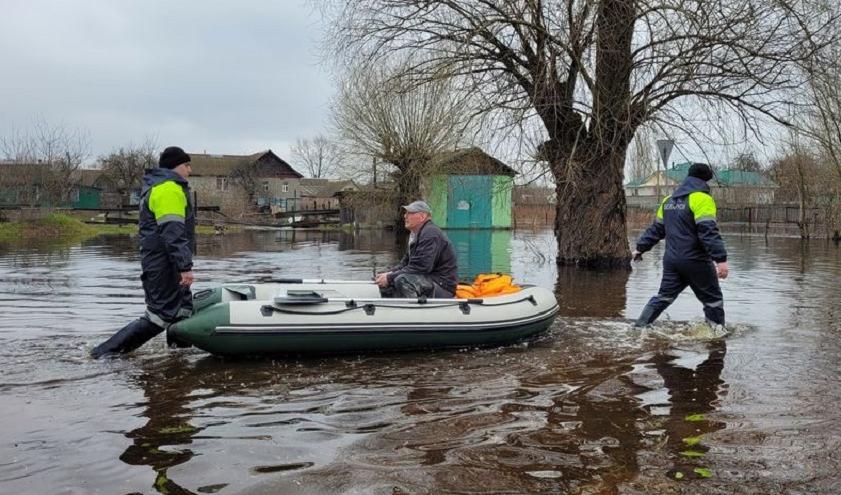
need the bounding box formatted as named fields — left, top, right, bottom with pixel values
left=447, top=175, right=492, bottom=228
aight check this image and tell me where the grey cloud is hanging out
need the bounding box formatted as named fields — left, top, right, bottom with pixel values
left=0, top=0, right=333, bottom=160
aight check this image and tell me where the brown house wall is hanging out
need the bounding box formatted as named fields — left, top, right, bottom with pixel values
left=190, top=177, right=252, bottom=216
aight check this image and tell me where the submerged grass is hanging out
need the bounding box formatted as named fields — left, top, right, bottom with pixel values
left=0, top=213, right=215, bottom=247
left=0, top=213, right=98, bottom=244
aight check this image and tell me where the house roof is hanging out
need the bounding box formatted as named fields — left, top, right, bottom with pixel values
left=188, top=150, right=303, bottom=178
left=75, top=168, right=104, bottom=187
left=716, top=169, right=777, bottom=187
left=429, top=148, right=517, bottom=177
left=0, top=164, right=105, bottom=189
left=627, top=162, right=692, bottom=187
left=0, top=163, right=50, bottom=185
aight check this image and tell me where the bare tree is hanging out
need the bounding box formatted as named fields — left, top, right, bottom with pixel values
left=230, top=159, right=260, bottom=211
left=99, top=140, right=156, bottom=206
left=627, top=124, right=657, bottom=182
left=769, top=139, right=819, bottom=239
left=729, top=151, right=763, bottom=172
left=324, top=0, right=838, bottom=267
left=331, top=57, right=475, bottom=232
left=799, top=42, right=841, bottom=181
left=0, top=119, right=89, bottom=206
left=785, top=32, right=841, bottom=238
left=290, top=135, right=344, bottom=178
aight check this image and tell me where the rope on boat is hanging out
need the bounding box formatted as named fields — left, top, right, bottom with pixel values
left=260, top=295, right=537, bottom=317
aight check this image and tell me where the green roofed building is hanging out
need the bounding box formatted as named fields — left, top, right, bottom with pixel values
left=424, top=148, right=517, bottom=229
left=626, top=162, right=778, bottom=208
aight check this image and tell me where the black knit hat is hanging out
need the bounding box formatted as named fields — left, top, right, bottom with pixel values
left=688, top=162, right=714, bottom=182
left=159, top=146, right=191, bottom=169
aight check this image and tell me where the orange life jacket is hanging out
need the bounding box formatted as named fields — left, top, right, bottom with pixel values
left=455, top=273, right=521, bottom=298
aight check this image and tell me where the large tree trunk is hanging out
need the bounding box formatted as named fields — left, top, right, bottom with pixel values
left=553, top=147, right=632, bottom=269
left=534, top=0, right=634, bottom=270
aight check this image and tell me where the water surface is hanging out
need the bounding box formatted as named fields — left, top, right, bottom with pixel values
left=1, top=229, right=840, bottom=494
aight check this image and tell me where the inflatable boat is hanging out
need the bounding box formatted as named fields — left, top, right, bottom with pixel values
left=167, top=279, right=559, bottom=356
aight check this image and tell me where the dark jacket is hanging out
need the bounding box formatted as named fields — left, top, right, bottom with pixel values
left=138, top=168, right=195, bottom=274
left=388, top=220, right=458, bottom=293
left=637, top=176, right=727, bottom=263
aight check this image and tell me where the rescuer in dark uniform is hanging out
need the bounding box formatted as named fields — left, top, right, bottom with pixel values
left=633, top=163, right=729, bottom=328
left=91, top=146, right=195, bottom=358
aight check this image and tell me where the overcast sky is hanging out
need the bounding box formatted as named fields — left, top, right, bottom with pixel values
left=0, top=0, right=333, bottom=163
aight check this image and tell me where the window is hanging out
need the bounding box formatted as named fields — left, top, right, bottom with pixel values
left=216, top=177, right=228, bottom=191
left=262, top=181, right=269, bottom=192
left=281, top=184, right=289, bottom=193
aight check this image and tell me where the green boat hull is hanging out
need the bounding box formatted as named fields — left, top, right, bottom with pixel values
left=168, top=283, right=560, bottom=357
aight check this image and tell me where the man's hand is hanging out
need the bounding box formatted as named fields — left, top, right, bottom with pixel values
left=180, top=271, right=194, bottom=287
left=375, top=272, right=390, bottom=288
left=632, top=250, right=643, bottom=262
left=715, top=261, right=729, bottom=279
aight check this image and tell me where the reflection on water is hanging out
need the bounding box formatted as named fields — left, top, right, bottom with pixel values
left=447, top=229, right=512, bottom=280
left=120, top=357, right=204, bottom=495
left=1, top=229, right=841, bottom=493
left=634, top=341, right=727, bottom=482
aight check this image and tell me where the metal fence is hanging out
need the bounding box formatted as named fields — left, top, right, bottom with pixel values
left=628, top=204, right=823, bottom=225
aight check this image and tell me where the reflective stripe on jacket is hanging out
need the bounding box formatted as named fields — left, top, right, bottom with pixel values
left=636, top=176, right=727, bottom=263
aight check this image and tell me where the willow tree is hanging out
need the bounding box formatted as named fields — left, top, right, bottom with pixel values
left=325, top=0, right=837, bottom=268
left=332, top=59, right=474, bottom=233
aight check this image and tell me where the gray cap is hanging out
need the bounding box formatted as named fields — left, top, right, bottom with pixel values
left=402, top=200, right=431, bottom=214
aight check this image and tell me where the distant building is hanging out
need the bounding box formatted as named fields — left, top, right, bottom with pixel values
left=188, top=150, right=303, bottom=215
left=424, top=148, right=517, bottom=229
left=625, top=162, right=778, bottom=208
left=0, top=163, right=102, bottom=208
left=713, top=169, right=778, bottom=205
left=296, top=178, right=359, bottom=211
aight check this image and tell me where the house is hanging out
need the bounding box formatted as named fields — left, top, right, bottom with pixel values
left=625, top=162, right=690, bottom=208
left=424, top=148, right=517, bottom=229
left=336, top=185, right=394, bottom=227
left=0, top=163, right=102, bottom=208
left=296, top=178, right=359, bottom=210
left=714, top=169, right=778, bottom=205
left=625, top=162, right=778, bottom=208
left=188, top=150, right=303, bottom=215
left=336, top=148, right=516, bottom=229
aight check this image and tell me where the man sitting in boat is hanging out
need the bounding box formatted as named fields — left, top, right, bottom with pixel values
left=375, top=200, right=458, bottom=298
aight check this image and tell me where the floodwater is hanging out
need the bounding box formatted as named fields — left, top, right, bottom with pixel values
left=1, top=228, right=840, bottom=494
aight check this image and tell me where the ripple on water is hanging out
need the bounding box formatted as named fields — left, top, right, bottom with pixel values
left=1, top=232, right=841, bottom=493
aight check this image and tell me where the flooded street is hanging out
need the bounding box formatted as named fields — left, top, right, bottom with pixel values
left=1, top=229, right=840, bottom=494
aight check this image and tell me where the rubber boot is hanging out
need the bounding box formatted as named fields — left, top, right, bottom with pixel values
left=90, top=317, right=164, bottom=358
left=166, top=325, right=192, bottom=349
left=634, top=304, right=658, bottom=328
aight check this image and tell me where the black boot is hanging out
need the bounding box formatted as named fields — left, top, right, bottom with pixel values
left=166, top=325, right=192, bottom=349
left=634, top=304, right=658, bottom=328
left=90, top=317, right=164, bottom=358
